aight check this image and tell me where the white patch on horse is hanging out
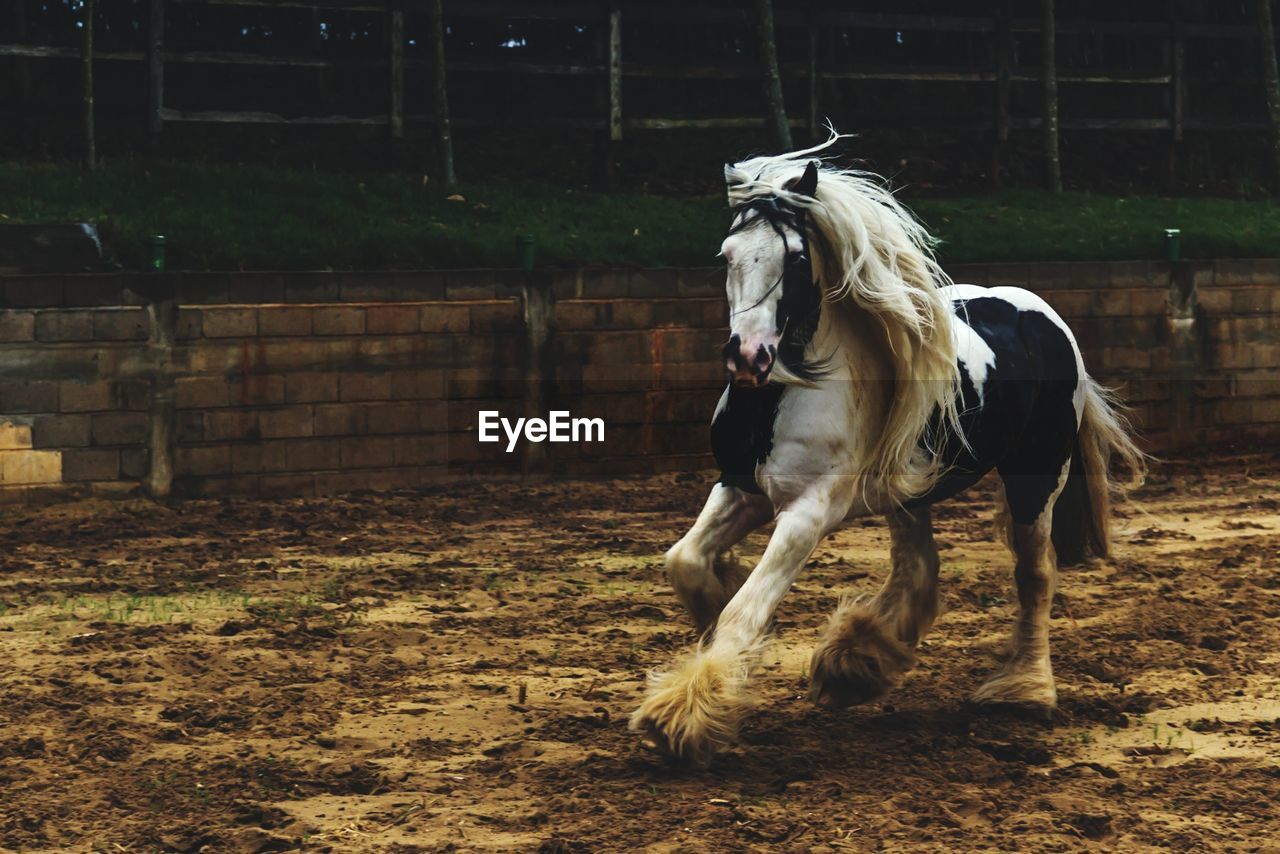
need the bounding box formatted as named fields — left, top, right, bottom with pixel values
left=943, top=284, right=1087, bottom=424
left=946, top=305, right=996, bottom=406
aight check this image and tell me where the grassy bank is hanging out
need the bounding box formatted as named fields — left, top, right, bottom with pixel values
left=3, top=160, right=1279, bottom=270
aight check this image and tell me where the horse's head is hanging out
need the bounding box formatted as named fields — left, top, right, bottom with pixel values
left=720, top=160, right=823, bottom=388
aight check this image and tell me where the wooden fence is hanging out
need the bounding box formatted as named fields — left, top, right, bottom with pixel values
left=1, top=1, right=1278, bottom=183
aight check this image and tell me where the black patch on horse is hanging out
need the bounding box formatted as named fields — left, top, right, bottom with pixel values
left=908, top=296, right=1080, bottom=523
left=711, top=384, right=786, bottom=494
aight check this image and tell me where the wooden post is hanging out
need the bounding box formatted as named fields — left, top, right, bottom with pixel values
left=82, top=0, right=96, bottom=171
left=1167, top=9, right=1184, bottom=190
left=1040, top=0, right=1062, bottom=192
left=992, top=0, right=1012, bottom=188
left=144, top=276, right=178, bottom=499
left=1167, top=262, right=1201, bottom=449
left=147, top=0, right=164, bottom=138
left=426, top=0, right=456, bottom=187
left=1256, top=0, right=1280, bottom=190
left=606, top=5, right=622, bottom=188
left=13, top=0, right=31, bottom=103
left=756, top=0, right=793, bottom=151
left=389, top=3, right=404, bottom=140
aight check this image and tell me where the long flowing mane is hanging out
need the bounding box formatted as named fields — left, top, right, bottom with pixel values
left=725, top=132, right=963, bottom=503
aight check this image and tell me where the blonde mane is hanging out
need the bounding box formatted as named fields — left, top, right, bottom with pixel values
left=725, top=132, right=963, bottom=504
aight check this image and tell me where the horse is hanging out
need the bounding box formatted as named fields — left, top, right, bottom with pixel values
left=628, top=134, right=1147, bottom=768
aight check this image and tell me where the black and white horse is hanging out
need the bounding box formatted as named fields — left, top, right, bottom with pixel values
left=629, top=136, right=1146, bottom=767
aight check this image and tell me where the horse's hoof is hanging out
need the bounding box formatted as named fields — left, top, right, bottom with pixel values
left=808, top=654, right=894, bottom=708
left=633, top=717, right=715, bottom=769
left=808, top=608, right=915, bottom=708
left=969, top=666, right=1057, bottom=719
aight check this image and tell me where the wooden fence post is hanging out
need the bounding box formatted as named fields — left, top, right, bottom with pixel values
left=1041, top=0, right=1061, bottom=192
left=389, top=2, right=404, bottom=140
left=1167, top=261, right=1201, bottom=449
left=13, top=0, right=31, bottom=103
left=82, top=0, right=95, bottom=171
left=1167, top=9, right=1184, bottom=190
left=756, top=0, right=793, bottom=151
left=143, top=275, right=178, bottom=499
left=992, top=0, right=1012, bottom=188
left=1256, top=0, right=1280, bottom=191
left=605, top=5, right=622, bottom=188
left=147, top=0, right=165, bottom=139
left=427, top=0, right=456, bottom=187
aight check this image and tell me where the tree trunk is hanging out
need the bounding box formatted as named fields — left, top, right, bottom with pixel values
left=756, top=0, right=792, bottom=152
left=1041, top=0, right=1061, bottom=192
left=1257, top=0, right=1280, bottom=190
left=426, top=0, right=456, bottom=187
left=82, top=0, right=96, bottom=171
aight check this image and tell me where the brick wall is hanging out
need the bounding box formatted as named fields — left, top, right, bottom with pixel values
left=0, top=262, right=1276, bottom=503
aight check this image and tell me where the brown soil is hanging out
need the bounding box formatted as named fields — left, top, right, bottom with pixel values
left=1, top=449, right=1278, bottom=852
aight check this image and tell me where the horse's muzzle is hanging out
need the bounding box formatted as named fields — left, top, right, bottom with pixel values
left=724, top=334, right=776, bottom=387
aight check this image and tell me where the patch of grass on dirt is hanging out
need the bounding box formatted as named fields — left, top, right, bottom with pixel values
left=3, top=159, right=1279, bottom=270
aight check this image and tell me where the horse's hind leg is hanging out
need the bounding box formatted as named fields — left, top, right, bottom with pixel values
left=666, top=483, right=774, bottom=635
left=809, top=506, right=940, bottom=707
left=971, top=460, right=1070, bottom=711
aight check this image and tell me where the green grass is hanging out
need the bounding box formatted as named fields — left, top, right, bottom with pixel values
left=3, top=159, right=1279, bottom=270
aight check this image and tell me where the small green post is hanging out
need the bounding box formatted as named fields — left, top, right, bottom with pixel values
left=516, top=234, right=536, bottom=273
left=149, top=234, right=167, bottom=272
left=1164, top=228, right=1181, bottom=263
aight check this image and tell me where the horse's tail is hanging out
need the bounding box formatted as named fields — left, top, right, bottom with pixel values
left=1051, top=376, right=1148, bottom=566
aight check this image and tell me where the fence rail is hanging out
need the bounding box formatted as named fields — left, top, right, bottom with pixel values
left=2, top=0, right=1277, bottom=183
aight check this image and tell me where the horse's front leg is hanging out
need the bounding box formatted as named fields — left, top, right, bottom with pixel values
left=665, top=483, right=775, bottom=635
left=630, top=487, right=842, bottom=767
left=809, top=506, right=939, bottom=707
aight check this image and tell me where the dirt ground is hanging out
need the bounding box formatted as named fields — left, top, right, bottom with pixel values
left=1, top=447, right=1278, bottom=853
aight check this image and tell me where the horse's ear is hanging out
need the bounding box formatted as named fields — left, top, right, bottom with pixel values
left=789, top=160, right=819, bottom=198
left=724, top=162, right=740, bottom=186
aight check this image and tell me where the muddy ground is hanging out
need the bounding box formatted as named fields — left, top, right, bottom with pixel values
left=1, top=448, right=1278, bottom=852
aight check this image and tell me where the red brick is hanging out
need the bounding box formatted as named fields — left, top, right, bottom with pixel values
left=230, top=443, right=287, bottom=474
left=285, top=438, right=342, bottom=471
left=57, top=381, right=110, bottom=414
left=35, top=310, right=94, bottom=341
left=285, top=373, right=340, bottom=403
left=469, top=301, right=520, bottom=332
left=91, top=412, right=148, bottom=446
left=177, top=445, right=232, bottom=477
left=1092, top=290, right=1132, bottom=317
left=365, top=304, right=421, bottom=335
left=62, top=448, right=120, bottom=481
left=0, top=311, right=35, bottom=341
left=314, top=403, right=366, bottom=436
left=204, top=410, right=259, bottom=441
left=258, top=406, right=314, bottom=438
left=175, top=377, right=229, bottom=410
left=94, top=308, right=148, bottom=341
left=419, top=304, right=470, bottom=333
left=120, top=448, right=149, bottom=479
left=393, top=435, right=447, bottom=466
left=201, top=307, right=258, bottom=338
left=1, top=381, right=59, bottom=413
left=313, top=306, right=366, bottom=336
left=389, top=369, right=445, bottom=400
left=339, top=373, right=392, bottom=402
left=176, top=308, right=202, bottom=340
left=341, top=437, right=396, bottom=468
left=229, top=375, right=286, bottom=406
left=363, top=403, right=423, bottom=434
left=31, top=414, right=91, bottom=448
left=1232, top=289, right=1270, bottom=314
left=258, top=306, right=313, bottom=337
